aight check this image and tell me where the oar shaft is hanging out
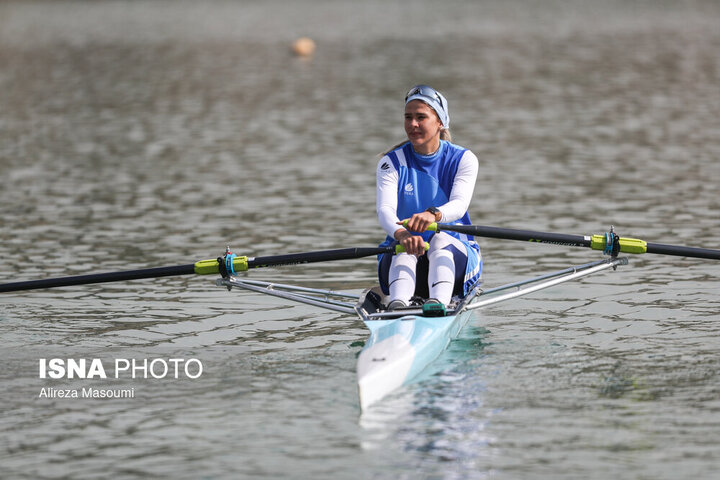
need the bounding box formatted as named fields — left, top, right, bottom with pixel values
left=646, top=242, right=720, bottom=260
left=247, top=246, right=395, bottom=268
left=0, top=264, right=196, bottom=293
left=435, top=223, right=591, bottom=248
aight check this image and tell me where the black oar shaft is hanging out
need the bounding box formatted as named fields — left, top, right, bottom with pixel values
left=437, top=224, right=590, bottom=248
left=248, top=247, right=394, bottom=268
left=646, top=242, right=720, bottom=260
left=0, top=264, right=196, bottom=293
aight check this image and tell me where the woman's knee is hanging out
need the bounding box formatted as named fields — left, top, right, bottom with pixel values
left=428, top=232, right=454, bottom=253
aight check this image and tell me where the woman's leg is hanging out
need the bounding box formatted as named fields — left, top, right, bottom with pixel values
left=387, top=253, right=418, bottom=305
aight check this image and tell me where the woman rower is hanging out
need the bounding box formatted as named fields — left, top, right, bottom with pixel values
left=376, top=85, right=482, bottom=311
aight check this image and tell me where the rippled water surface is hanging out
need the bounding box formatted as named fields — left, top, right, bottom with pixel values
left=1, top=1, right=719, bottom=479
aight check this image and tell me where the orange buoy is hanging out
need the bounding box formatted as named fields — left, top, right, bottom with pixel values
left=292, top=37, right=316, bottom=57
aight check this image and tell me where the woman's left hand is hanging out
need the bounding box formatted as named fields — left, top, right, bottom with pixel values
left=398, top=211, right=436, bottom=233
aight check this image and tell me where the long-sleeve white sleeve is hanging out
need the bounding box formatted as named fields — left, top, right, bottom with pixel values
left=376, top=156, right=402, bottom=238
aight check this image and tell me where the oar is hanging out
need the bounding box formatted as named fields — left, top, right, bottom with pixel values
left=0, top=245, right=401, bottom=293
left=415, top=222, right=720, bottom=260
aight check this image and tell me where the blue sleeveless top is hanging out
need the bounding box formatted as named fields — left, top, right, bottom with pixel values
left=380, top=140, right=477, bottom=246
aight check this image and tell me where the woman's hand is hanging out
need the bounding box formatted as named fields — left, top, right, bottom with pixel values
left=393, top=229, right=427, bottom=256
left=398, top=211, right=436, bottom=234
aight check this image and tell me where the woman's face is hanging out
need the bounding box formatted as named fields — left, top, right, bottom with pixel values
left=404, top=100, right=443, bottom=154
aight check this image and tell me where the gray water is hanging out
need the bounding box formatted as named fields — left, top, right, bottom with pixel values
left=1, top=0, right=719, bottom=478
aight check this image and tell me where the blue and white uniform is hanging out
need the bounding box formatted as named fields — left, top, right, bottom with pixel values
left=377, top=140, right=482, bottom=303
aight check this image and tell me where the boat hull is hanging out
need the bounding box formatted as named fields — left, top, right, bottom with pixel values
left=357, top=310, right=473, bottom=410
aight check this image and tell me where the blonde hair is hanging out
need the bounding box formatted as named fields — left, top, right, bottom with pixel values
left=381, top=128, right=452, bottom=157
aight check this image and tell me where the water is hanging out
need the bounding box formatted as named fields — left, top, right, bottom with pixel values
left=1, top=0, right=719, bottom=478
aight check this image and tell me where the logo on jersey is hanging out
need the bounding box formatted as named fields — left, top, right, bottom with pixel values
left=404, top=184, right=414, bottom=195
left=380, top=162, right=390, bottom=171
